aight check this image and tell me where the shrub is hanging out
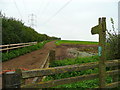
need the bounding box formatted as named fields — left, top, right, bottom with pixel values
left=106, top=18, right=120, bottom=60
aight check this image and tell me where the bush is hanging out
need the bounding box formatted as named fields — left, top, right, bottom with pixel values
left=106, top=18, right=120, bottom=60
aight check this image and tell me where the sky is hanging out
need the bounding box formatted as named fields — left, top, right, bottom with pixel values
left=118, top=1, right=120, bottom=33
left=0, top=0, right=119, bottom=41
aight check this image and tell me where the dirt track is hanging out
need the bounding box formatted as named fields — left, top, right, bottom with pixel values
left=2, top=41, right=56, bottom=70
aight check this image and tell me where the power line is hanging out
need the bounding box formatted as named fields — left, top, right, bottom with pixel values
left=42, top=0, right=73, bottom=25
left=39, top=0, right=50, bottom=20
left=37, top=0, right=45, bottom=16
left=13, top=0, right=23, bottom=19
left=22, top=0, right=27, bottom=12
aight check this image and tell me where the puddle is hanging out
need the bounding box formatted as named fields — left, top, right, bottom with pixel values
left=67, top=48, right=97, bottom=58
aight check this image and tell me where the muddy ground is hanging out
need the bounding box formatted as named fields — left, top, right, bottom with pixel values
left=56, top=44, right=98, bottom=60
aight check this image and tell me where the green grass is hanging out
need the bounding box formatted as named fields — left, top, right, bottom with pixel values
left=50, top=55, right=99, bottom=67
left=55, top=40, right=98, bottom=45
left=2, top=41, right=50, bottom=62
left=43, top=56, right=113, bottom=88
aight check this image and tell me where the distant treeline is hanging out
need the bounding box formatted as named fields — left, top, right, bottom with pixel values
left=2, top=15, right=60, bottom=45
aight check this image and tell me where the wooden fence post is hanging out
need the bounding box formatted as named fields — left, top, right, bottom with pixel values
left=2, top=69, right=22, bottom=88
left=99, top=17, right=106, bottom=88
left=49, top=50, right=55, bottom=64
left=7, top=45, right=9, bottom=53
left=91, top=17, right=106, bottom=88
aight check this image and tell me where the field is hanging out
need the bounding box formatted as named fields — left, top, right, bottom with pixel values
left=55, top=40, right=98, bottom=45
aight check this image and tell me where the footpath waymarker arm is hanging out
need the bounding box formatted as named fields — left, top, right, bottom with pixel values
left=91, top=17, right=106, bottom=88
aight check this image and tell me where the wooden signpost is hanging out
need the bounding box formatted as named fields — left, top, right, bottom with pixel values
left=91, top=17, right=106, bottom=88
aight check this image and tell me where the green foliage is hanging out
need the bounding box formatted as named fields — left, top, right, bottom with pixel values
left=50, top=55, right=99, bottom=67
left=53, top=79, right=99, bottom=88
left=52, top=77, right=112, bottom=88
left=55, top=40, right=98, bottom=45
left=106, top=18, right=120, bottom=59
left=2, top=15, right=59, bottom=45
left=43, top=56, right=112, bottom=88
left=2, top=41, right=48, bottom=62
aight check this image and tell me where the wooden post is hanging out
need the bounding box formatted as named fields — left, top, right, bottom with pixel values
left=7, top=45, right=9, bottom=53
left=98, top=17, right=106, bottom=88
left=2, top=69, right=22, bottom=88
left=91, top=17, right=106, bottom=88
left=49, top=50, right=55, bottom=64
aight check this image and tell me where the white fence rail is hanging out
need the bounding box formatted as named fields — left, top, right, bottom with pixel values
left=0, top=42, right=37, bottom=52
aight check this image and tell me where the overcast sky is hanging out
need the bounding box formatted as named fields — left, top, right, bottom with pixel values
left=0, top=0, right=119, bottom=41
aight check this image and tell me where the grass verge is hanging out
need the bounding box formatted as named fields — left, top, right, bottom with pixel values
left=2, top=41, right=49, bottom=62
